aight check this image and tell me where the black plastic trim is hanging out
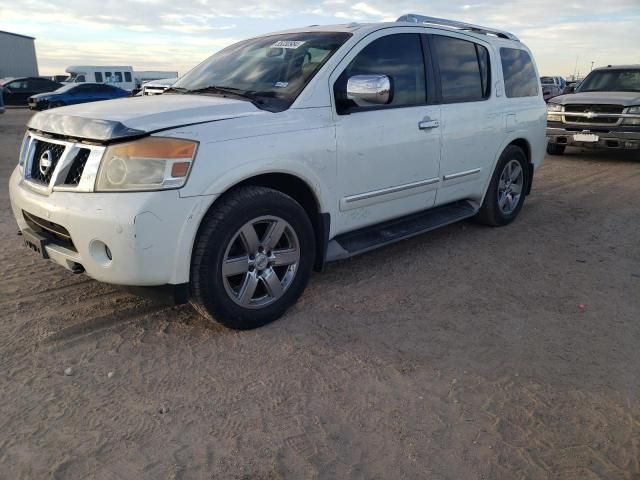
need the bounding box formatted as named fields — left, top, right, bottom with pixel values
left=120, top=283, right=190, bottom=305
left=314, top=212, right=331, bottom=272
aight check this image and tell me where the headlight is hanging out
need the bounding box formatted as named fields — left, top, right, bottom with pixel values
left=18, top=133, right=30, bottom=176
left=547, top=102, right=563, bottom=122
left=95, top=137, right=197, bottom=192
left=622, top=106, right=640, bottom=126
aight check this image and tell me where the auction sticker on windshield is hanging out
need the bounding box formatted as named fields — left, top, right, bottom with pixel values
left=270, top=40, right=306, bottom=49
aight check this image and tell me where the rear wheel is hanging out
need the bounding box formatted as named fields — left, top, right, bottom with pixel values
left=476, top=145, right=528, bottom=227
left=190, top=186, right=315, bottom=330
left=546, top=143, right=566, bottom=155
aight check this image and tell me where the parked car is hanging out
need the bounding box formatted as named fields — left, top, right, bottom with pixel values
left=562, top=80, right=581, bottom=94
left=142, top=77, right=177, bottom=95
left=546, top=64, right=640, bottom=154
left=0, top=89, right=4, bottom=114
left=10, top=14, right=546, bottom=329
left=28, top=83, right=130, bottom=110
left=540, top=76, right=565, bottom=101
left=0, top=77, right=62, bottom=106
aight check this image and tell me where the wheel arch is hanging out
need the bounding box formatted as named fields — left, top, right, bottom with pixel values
left=193, top=172, right=330, bottom=273
left=507, top=138, right=534, bottom=195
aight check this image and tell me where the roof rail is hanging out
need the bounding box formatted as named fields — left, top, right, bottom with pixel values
left=397, top=14, right=519, bottom=41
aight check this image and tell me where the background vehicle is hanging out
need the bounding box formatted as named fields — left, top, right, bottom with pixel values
left=134, top=71, right=178, bottom=88
left=141, top=77, right=177, bottom=95
left=0, top=90, right=4, bottom=113
left=0, top=77, right=62, bottom=105
left=563, top=79, right=581, bottom=94
left=28, top=83, right=130, bottom=110
left=546, top=64, right=640, bottom=154
left=64, top=66, right=136, bottom=91
left=541, top=76, right=565, bottom=101
left=10, top=15, right=546, bottom=330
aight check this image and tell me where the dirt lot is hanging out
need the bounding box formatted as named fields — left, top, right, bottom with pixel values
left=1, top=108, right=639, bottom=479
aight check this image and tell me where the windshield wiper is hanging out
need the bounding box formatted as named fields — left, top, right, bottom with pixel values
left=188, top=85, right=264, bottom=103
left=163, top=86, right=190, bottom=94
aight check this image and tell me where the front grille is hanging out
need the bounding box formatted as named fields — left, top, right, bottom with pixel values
left=22, top=210, right=76, bottom=251
left=29, top=140, right=66, bottom=185
left=64, top=148, right=90, bottom=185
left=564, top=104, right=624, bottom=125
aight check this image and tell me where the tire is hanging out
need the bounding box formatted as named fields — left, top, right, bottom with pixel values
left=546, top=143, right=566, bottom=155
left=190, top=186, right=316, bottom=330
left=475, top=145, right=528, bottom=227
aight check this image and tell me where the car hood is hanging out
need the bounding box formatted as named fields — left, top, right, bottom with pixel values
left=549, top=91, right=640, bottom=106
left=27, top=94, right=265, bottom=142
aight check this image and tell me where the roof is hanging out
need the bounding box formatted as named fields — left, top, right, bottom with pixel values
left=248, top=15, right=522, bottom=46
left=593, top=64, right=640, bottom=71
left=0, top=30, right=35, bottom=40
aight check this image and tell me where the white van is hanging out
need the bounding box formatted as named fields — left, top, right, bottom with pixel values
left=64, top=66, right=136, bottom=91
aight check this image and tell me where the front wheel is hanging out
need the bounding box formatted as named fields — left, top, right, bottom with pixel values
left=190, top=186, right=315, bottom=330
left=475, top=145, right=528, bottom=227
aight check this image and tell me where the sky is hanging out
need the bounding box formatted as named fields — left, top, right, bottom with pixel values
left=1, top=0, right=639, bottom=78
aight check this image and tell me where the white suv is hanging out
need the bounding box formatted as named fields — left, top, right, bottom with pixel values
left=10, top=15, right=546, bottom=329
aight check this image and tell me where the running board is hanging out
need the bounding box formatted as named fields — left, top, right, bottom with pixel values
left=326, top=200, right=477, bottom=262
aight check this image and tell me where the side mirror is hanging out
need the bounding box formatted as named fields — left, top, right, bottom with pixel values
left=563, top=85, right=575, bottom=94
left=347, top=75, right=392, bottom=107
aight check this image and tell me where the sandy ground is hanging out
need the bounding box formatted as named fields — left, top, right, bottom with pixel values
left=0, top=108, right=639, bottom=479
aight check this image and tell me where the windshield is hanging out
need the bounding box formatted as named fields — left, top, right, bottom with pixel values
left=172, top=32, right=352, bottom=112
left=578, top=69, right=640, bottom=93
left=65, top=74, right=84, bottom=83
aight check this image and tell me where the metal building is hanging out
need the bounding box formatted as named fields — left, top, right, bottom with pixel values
left=0, top=31, right=38, bottom=78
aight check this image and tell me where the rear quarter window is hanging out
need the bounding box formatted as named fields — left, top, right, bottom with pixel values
left=500, top=48, right=539, bottom=98
left=433, top=35, right=491, bottom=103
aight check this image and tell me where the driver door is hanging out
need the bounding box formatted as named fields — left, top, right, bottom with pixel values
left=331, top=31, right=441, bottom=233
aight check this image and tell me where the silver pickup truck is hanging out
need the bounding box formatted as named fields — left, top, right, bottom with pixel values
left=546, top=65, right=640, bottom=154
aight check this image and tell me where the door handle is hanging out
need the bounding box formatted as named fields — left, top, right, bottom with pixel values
left=418, top=119, right=440, bottom=130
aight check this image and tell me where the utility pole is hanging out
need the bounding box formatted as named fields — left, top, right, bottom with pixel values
left=590, top=61, right=594, bottom=72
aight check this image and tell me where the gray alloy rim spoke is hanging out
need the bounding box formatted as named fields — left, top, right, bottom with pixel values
left=222, top=215, right=300, bottom=309
left=240, top=224, right=260, bottom=252
left=262, top=220, right=286, bottom=251
left=271, top=249, right=299, bottom=267
left=261, top=268, right=284, bottom=298
left=498, top=192, right=509, bottom=209
left=510, top=164, right=522, bottom=182
left=223, top=255, right=250, bottom=277
left=497, top=159, right=524, bottom=215
left=237, top=272, right=259, bottom=306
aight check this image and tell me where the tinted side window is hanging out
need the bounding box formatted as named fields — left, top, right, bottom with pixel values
left=95, top=72, right=103, bottom=82
left=124, top=72, right=132, bottom=82
left=8, top=80, right=28, bottom=90
left=500, top=48, right=539, bottom=98
left=114, top=72, right=123, bottom=82
left=335, top=33, right=426, bottom=114
left=433, top=36, right=489, bottom=103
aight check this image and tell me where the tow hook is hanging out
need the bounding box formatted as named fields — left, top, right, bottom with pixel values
left=71, top=263, right=85, bottom=274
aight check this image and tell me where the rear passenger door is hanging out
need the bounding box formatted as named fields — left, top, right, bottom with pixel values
left=332, top=31, right=442, bottom=233
left=431, top=34, right=502, bottom=207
